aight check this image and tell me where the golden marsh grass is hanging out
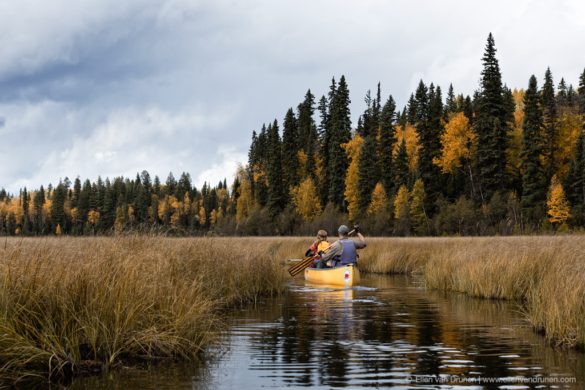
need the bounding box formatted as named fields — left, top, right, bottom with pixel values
left=0, top=236, right=287, bottom=383
left=358, top=236, right=585, bottom=349
left=1, top=235, right=583, bottom=384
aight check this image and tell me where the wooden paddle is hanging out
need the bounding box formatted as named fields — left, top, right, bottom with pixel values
left=287, top=229, right=356, bottom=277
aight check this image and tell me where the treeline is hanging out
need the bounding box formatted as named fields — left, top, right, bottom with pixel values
left=0, top=173, right=234, bottom=236
left=1, top=33, right=585, bottom=236
left=239, top=33, right=585, bottom=235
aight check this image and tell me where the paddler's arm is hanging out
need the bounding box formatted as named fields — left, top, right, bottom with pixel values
left=354, top=231, right=366, bottom=249
left=320, top=241, right=341, bottom=261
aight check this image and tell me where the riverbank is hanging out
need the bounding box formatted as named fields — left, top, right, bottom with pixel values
left=0, top=236, right=287, bottom=384
left=1, top=235, right=583, bottom=384
left=357, top=236, right=585, bottom=350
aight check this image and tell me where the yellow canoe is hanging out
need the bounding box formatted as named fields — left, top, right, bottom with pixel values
left=304, top=265, right=360, bottom=287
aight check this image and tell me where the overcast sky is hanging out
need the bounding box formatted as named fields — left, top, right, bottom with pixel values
left=0, top=0, right=583, bottom=193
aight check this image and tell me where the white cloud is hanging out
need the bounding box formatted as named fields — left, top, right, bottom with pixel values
left=194, top=145, right=247, bottom=188
left=1, top=102, right=237, bottom=192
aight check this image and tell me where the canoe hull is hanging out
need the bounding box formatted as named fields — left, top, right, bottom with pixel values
left=304, top=265, right=360, bottom=287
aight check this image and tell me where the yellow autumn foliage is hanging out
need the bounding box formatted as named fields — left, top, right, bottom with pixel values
left=433, top=112, right=476, bottom=174
left=342, top=134, right=363, bottom=221
left=87, top=210, right=100, bottom=226
left=367, top=182, right=387, bottom=216
left=556, top=111, right=582, bottom=180
left=507, top=89, right=525, bottom=176
left=236, top=166, right=253, bottom=223
left=547, top=175, right=570, bottom=225
left=394, top=185, right=410, bottom=221
left=290, top=177, right=322, bottom=221
left=394, top=124, right=419, bottom=172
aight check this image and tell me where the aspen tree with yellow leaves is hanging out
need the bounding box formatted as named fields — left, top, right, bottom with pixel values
left=410, top=179, right=428, bottom=235
left=367, top=182, right=387, bottom=215
left=393, top=185, right=410, bottom=235
left=290, top=177, right=322, bottom=221
left=547, top=175, right=570, bottom=227
left=343, top=134, right=363, bottom=221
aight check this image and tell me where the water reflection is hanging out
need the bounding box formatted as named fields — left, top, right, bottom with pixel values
left=71, top=274, right=583, bottom=389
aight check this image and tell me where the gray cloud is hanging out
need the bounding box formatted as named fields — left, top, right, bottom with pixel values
left=0, top=0, right=583, bottom=192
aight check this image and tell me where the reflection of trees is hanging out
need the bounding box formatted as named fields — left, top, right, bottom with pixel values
left=238, top=276, right=583, bottom=388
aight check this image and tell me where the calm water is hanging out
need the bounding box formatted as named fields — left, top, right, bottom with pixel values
left=72, top=275, right=584, bottom=389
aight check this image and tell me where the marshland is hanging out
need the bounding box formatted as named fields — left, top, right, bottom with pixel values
left=1, top=235, right=584, bottom=387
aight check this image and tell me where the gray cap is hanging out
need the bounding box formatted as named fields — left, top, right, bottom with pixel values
left=338, top=225, right=350, bottom=235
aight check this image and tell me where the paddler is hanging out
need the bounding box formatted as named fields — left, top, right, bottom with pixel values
left=319, top=224, right=366, bottom=268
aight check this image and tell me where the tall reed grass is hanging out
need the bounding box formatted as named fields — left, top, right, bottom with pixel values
left=0, top=236, right=287, bottom=384
left=358, top=236, right=585, bottom=349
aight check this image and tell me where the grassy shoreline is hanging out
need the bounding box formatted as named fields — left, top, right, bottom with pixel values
left=0, top=236, right=287, bottom=384
left=1, top=235, right=583, bottom=384
left=357, top=236, right=585, bottom=350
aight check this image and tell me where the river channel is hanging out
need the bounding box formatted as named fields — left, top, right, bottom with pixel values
left=72, top=274, right=584, bottom=389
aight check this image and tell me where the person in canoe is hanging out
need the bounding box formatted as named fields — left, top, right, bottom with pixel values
left=318, top=224, right=366, bottom=268
left=305, top=230, right=330, bottom=268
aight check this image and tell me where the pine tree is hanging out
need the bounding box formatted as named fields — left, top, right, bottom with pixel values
left=379, top=95, right=397, bottom=195
left=32, top=186, right=46, bottom=234
left=101, top=181, right=114, bottom=230
left=578, top=68, right=585, bottom=115
left=297, top=90, right=318, bottom=179
left=20, top=187, right=30, bottom=234
left=394, top=138, right=410, bottom=188
left=542, top=68, right=559, bottom=181
left=445, top=83, right=457, bottom=117
left=51, top=183, right=67, bottom=233
left=565, top=131, right=585, bottom=225
left=327, top=75, right=352, bottom=209
left=520, top=75, right=547, bottom=225
left=165, top=172, right=177, bottom=196
left=475, top=33, right=511, bottom=200
left=267, top=120, right=284, bottom=216
left=357, top=133, right=379, bottom=213
left=413, top=81, right=443, bottom=214
left=282, top=107, right=300, bottom=194
left=557, top=78, right=568, bottom=108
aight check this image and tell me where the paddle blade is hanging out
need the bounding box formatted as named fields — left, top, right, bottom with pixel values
left=288, top=257, right=314, bottom=277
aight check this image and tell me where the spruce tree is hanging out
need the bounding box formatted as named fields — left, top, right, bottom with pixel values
left=565, top=131, right=585, bottom=225
left=282, top=107, right=300, bottom=194
left=32, top=186, right=45, bottom=234
left=445, top=83, right=457, bottom=117
left=72, top=177, right=81, bottom=209
left=357, top=133, right=379, bottom=212
left=50, top=182, right=67, bottom=233
left=520, top=75, right=547, bottom=225
left=379, top=95, right=397, bottom=195
left=475, top=33, right=510, bottom=201
left=579, top=68, right=585, bottom=115
left=395, top=138, right=409, bottom=188
left=557, top=78, right=568, bottom=108
left=297, top=90, right=318, bottom=179
left=327, top=75, right=352, bottom=209
left=541, top=67, right=559, bottom=181
left=101, top=182, right=115, bottom=231
left=413, top=81, right=443, bottom=214
left=21, top=188, right=29, bottom=234
left=267, top=120, right=284, bottom=216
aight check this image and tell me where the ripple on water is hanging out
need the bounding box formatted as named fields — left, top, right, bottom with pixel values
left=69, top=274, right=584, bottom=389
